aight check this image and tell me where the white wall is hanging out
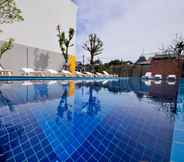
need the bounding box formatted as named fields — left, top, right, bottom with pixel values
left=0, top=0, right=77, bottom=54
left=0, top=42, right=66, bottom=74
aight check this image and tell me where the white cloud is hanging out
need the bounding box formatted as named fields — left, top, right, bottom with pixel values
left=76, top=0, right=184, bottom=62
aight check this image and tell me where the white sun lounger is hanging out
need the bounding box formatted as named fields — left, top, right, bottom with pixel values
left=22, top=67, right=34, bottom=73
left=167, top=75, right=176, bottom=80
left=154, top=80, right=162, bottom=85
left=0, top=67, right=13, bottom=76
left=21, top=68, right=46, bottom=76
left=142, top=72, right=152, bottom=79
left=46, top=69, right=58, bottom=75
left=143, top=80, right=152, bottom=86
left=76, top=71, right=86, bottom=77
left=85, top=72, right=94, bottom=77
left=96, top=72, right=104, bottom=77
left=154, top=74, right=162, bottom=80
left=62, top=70, right=73, bottom=77
left=103, top=71, right=110, bottom=77
left=21, top=68, right=35, bottom=76
left=167, top=80, right=176, bottom=85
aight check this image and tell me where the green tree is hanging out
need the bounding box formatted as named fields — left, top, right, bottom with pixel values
left=174, top=40, right=184, bottom=56
left=94, top=59, right=102, bottom=65
left=0, top=38, right=14, bottom=59
left=108, top=59, right=123, bottom=66
left=0, top=0, right=23, bottom=65
left=57, top=25, right=75, bottom=69
left=0, top=0, right=24, bottom=24
left=161, top=34, right=184, bottom=56
left=83, top=33, right=103, bottom=70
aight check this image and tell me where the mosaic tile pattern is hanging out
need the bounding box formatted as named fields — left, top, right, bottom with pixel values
left=67, top=106, right=174, bottom=162
left=171, top=79, right=184, bottom=162
left=0, top=79, right=179, bottom=162
left=31, top=90, right=110, bottom=161
left=0, top=107, right=60, bottom=162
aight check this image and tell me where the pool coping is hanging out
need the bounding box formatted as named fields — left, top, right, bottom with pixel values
left=0, top=76, right=120, bottom=81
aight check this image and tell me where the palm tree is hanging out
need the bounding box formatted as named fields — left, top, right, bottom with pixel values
left=83, top=33, right=103, bottom=71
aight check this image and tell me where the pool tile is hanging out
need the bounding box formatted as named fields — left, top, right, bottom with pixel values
left=0, top=79, right=178, bottom=162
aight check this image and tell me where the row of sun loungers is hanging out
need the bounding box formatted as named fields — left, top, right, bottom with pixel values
left=144, top=78, right=177, bottom=86
left=0, top=67, right=115, bottom=78
left=0, top=67, right=13, bottom=76
left=21, top=68, right=115, bottom=77
left=142, top=72, right=177, bottom=80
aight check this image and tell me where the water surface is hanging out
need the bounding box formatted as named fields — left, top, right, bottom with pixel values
left=0, top=78, right=180, bottom=162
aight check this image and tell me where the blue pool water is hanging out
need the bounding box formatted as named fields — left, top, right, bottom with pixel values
left=0, top=78, right=183, bottom=162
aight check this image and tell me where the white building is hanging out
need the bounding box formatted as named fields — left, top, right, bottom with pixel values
left=0, top=0, right=77, bottom=74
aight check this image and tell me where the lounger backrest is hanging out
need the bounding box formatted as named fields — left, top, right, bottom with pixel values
left=145, top=72, right=152, bottom=77
left=103, top=71, right=109, bottom=75
left=47, top=69, right=58, bottom=74
left=22, top=68, right=34, bottom=73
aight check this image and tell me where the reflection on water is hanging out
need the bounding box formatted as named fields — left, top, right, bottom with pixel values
left=0, top=78, right=181, bottom=162
left=0, top=78, right=179, bottom=119
left=56, top=87, right=72, bottom=122
left=81, top=86, right=101, bottom=116
left=56, top=81, right=102, bottom=123
left=0, top=78, right=179, bottom=122
left=33, top=83, right=48, bottom=101
left=0, top=91, right=15, bottom=112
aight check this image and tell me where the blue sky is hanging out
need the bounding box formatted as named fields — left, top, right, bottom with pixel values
left=74, top=0, right=184, bottom=63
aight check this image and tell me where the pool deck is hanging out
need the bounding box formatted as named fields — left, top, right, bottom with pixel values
left=0, top=76, right=117, bottom=81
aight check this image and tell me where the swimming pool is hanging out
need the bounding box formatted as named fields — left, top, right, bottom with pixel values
left=0, top=78, right=183, bottom=162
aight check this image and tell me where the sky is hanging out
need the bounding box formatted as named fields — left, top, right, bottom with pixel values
left=74, top=0, right=184, bottom=63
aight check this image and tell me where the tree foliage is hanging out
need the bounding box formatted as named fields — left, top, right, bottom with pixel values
left=0, top=0, right=24, bottom=24
left=174, top=40, right=184, bottom=56
left=82, top=59, right=133, bottom=73
left=135, top=56, right=146, bottom=64
left=83, top=33, right=103, bottom=65
left=108, top=59, right=123, bottom=66
left=0, top=0, right=23, bottom=63
left=160, top=34, right=184, bottom=56
left=94, top=59, right=102, bottom=65
left=57, top=25, right=75, bottom=65
left=0, top=38, right=14, bottom=59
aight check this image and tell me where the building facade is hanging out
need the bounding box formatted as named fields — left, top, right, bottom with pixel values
left=0, top=0, right=77, bottom=75
left=150, top=55, right=184, bottom=79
